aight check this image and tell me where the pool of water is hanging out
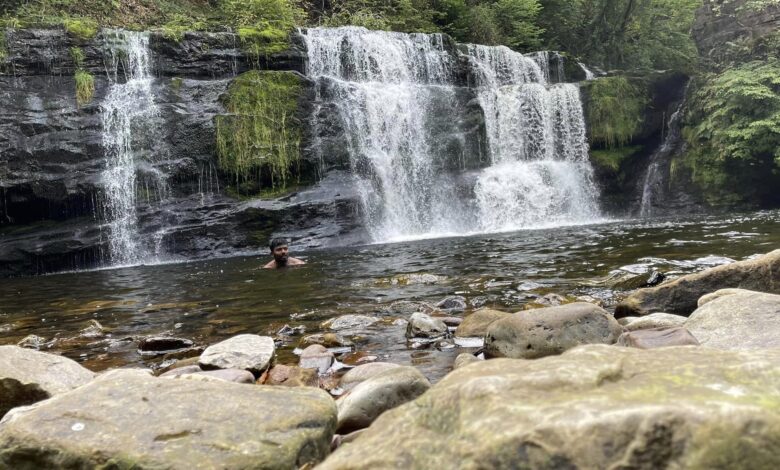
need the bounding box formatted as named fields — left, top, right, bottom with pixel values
left=1, top=210, right=778, bottom=382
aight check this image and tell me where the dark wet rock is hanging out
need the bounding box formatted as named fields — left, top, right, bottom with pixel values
left=484, top=303, right=622, bottom=359
left=454, top=308, right=511, bottom=337
left=199, top=334, right=275, bottom=376
left=617, top=327, right=699, bottom=349
left=16, top=335, right=49, bottom=350
left=615, top=249, right=780, bottom=317
left=339, top=363, right=402, bottom=392
left=161, top=346, right=205, bottom=361
left=137, top=336, right=194, bottom=354
left=319, top=345, right=780, bottom=469
left=686, top=289, right=780, bottom=350
left=299, top=345, right=335, bottom=375
left=436, top=295, right=467, bottom=312
left=322, top=315, right=380, bottom=331
left=613, top=270, right=666, bottom=290
left=336, top=366, right=431, bottom=434
left=623, top=312, right=688, bottom=331
left=277, top=324, right=306, bottom=337
left=453, top=353, right=482, bottom=370
left=0, top=345, right=95, bottom=418
left=0, top=369, right=336, bottom=468
left=303, top=333, right=354, bottom=348
left=406, top=312, right=448, bottom=339
left=265, top=365, right=319, bottom=387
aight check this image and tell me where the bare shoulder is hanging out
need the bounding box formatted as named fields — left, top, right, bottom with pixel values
left=288, top=257, right=306, bottom=266
left=262, top=260, right=277, bottom=269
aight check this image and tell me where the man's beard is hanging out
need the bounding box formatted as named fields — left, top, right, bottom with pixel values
left=275, top=255, right=288, bottom=266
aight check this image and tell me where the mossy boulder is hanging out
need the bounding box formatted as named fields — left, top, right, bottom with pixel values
left=616, top=249, right=780, bottom=317
left=0, top=346, right=95, bottom=419
left=319, top=345, right=780, bottom=469
left=0, top=369, right=337, bottom=468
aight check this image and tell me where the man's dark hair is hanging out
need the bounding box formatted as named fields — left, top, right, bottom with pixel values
left=269, top=237, right=289, bottom=251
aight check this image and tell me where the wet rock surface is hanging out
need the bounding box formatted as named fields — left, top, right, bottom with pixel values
left=622, top=312, right=688, bottom=331
left=299, top=344, right=335, bottom=374
left=685, top=289, right=780, bottom=350
left=338, top=362, right=402, bottom=392
left=406, top=312, right=448, bottom=339
left=265, top=365, right=319, bottom=387
left=0, top=346, right=95, bottom=418
left=0, top=369, right=336, bottom=468
left=484, top=303, right=622, bottom=359
left=336, top=366, right=431, bottom=434
left=454, top=308, right=511, bottom=337
left=319, top=345, right=780, bottom=469
left=615, top=249, right=780, bottom=317
left=199, top=334, right=275, bottom=376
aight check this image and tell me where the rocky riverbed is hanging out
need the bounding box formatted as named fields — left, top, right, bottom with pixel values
left=2, top=246, right=779, bottom=468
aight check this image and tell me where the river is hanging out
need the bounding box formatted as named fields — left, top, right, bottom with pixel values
left=1, top=210, right=778, bottom=381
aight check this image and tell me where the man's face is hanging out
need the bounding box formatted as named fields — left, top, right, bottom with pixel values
left=272, top=245, right=289, bottom=264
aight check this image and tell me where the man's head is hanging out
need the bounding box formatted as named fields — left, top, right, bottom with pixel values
left=269, top=238, right=290, bottom=265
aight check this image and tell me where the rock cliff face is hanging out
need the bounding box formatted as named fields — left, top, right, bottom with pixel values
left=693, top=0, right=780, bottom=62
left=0, top=28, right=363, bottom=276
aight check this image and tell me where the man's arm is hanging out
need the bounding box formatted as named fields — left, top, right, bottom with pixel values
left=288, top=257, right=306, bottom=266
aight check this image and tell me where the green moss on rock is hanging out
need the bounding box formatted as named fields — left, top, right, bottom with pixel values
left=590, top=145, right=642, bottom=172
left=215, top=70, right=302, bottom=192
left=74, top=69, right=94, bottom=106
left=585, top=76, right=648, bottom=149
left=62, top=17, right=98, bottom=40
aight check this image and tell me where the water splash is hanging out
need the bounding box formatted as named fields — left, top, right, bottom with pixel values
left=100, top=30, right=164, bottom=265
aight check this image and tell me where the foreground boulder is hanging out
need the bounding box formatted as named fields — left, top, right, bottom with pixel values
left=338, top=362, right=401, bottom=392
left=617, top=327, right=699, bottom=349
left=199, top=334, right=275, bottom=376
left=454, top=308, right=511, bottom=337
left=0, top=369, right=336, bottom=468
left=337, top=366, right=431, bottom=434
left=686, top=289, right=780, bottom=350
left=615, top=249, right=780, bottom=317
left=622, top=312, right=688, bottom=331
left=320, top=345, right=780, bottom=469
left=484, top=303, right=622, bottom=359
left=0, top=346, right=95, bottom=418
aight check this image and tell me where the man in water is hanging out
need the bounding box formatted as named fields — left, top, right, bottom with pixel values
left=263, top=237, right=306, bottom=269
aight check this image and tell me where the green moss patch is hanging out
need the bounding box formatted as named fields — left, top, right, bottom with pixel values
left=590, top=145, right=642, bottom=172
left=74, top=69, right=94, bottom=106
left=215, top=70, right=303, bottom=192
left=62, top=18, right=99, bottom=40
left=585, top=77, right=648, bottom=149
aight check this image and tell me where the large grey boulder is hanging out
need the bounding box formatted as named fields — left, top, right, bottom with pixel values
left=686, top=289, right=780, bottom=350
left=337, top=366, right=431, bottom=434
left=615, top=249, right=780, bottom=317
left=0, top=369, right=337, bottom=469
left=319, top=345, right=780, bottom=469
left=0, top=346, right=95, bottom=419
left=484, top=303, right=622, bottom=359
left=406, top=312, right=448, bottom=338
left=616, top=327, right=700, bottom=349
left=199, top=334, right=275, bottom=376
left=454, top=308, right=511, bottom=337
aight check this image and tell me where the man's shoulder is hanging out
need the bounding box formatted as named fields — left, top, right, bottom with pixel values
left=288, top=257, right=306, bottom=265
left=262, top=260, right=277, bottom=269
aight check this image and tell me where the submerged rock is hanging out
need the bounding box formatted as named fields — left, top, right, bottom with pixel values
left=303, top=333, right=354, bottom=348
left=15, top=335, right=49, bottom=350
left=484, top=303, right=622, bottom=359
left=322, top=315, right=380, bottom=331
left=615, top=249, right=780, bottom=317
left=685, top=289, right=780, bottom=350
left=0, top=369, right=336, bottom=468
left=0, top=346, right=95, bottom=418
left=336, top=366, right=431, bottom=434
left=622, top=312, right=688, bottom=331
left=199, top=334, right=275, bottom=376
left=454, top=308, right=511, bottom=337
left=137, top=336, right=194, bottom=355
left=435, top=296, right=467, bottom=312
left=616, top=327, right=699, bottom=349
left=319, top=345, right=780, bottom=469
left=339, top=362, right=402, bottom=392
left=406, top=312, right=448, bottom=339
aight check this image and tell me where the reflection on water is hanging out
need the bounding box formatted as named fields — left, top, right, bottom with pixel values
left=1, top=210, right=779, bottom=381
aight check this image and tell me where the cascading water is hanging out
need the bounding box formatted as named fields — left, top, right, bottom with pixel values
left=303, top=27, right=601, bottom=241
left=100, top=30, right=165, bottom=265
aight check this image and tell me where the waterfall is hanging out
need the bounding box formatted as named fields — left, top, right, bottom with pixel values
left=100, top=30, right=164, bottom=265
left=303, top=27, right=600, bottom=241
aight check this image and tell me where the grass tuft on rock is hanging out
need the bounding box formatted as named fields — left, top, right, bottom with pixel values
left=74, top=69, right=94, bottom=106
left=62, top=17, right=99, bottom=40
left=215, top=70, right=303, bottom=192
